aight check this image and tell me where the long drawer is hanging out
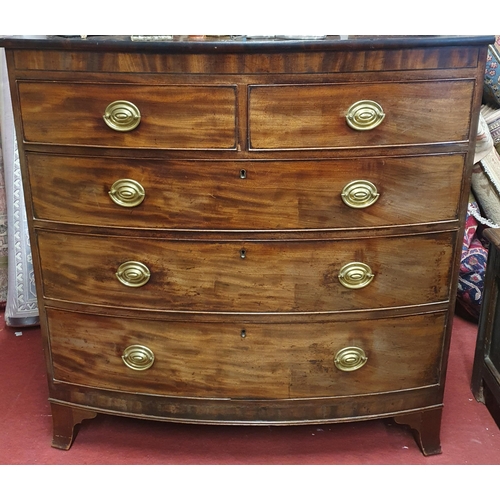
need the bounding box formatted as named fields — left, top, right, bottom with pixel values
left=17, top=82, right=237, bottom=149
left=37, top=230, right=455, bottom=312
left=249, top=81, right=474, bottom=150
left=47, top=308, right=445, bottom=399
left=27, top=153, right=464, bottom=230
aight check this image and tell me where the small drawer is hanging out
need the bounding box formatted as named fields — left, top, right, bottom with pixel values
left=47, top=308, right=445, bottom=399
left=27, top=153, right=464, bottom=230
left=18, top=82, right=237, bottom=149
left=248, top=80, right=474, bottom=150
left=37, top=230, right=455, bottom=313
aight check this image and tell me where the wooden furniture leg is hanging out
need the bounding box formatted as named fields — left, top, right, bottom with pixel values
left=393, top=407, right=443, bottom=456
left=50, top=402, right=97, bottom=450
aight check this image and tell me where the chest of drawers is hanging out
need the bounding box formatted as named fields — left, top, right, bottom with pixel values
left=1, top=35, right=491, bottom=455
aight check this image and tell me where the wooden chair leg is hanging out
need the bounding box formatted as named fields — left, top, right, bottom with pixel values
left=393, top=407, right=443, bottom=456
left=50, top=402, right=97, bottom=450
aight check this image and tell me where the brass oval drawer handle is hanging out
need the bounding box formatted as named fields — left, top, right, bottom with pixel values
left=109, top=179, right=146, bottom=207
left=116, top=261, right=151, bottom=288
left=341, top=180, right=380, bottom=209
left=334, top=346, right=368, bottom=372
left=122, top=345, right=155, bottom=371
left=346, top=100, right=385, bottom=131
left=103, top=100, right=141, bottom=132
left=338, top=262, right=374, bottom=289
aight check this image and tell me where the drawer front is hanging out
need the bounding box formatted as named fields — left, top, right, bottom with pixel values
left=28, top=153, right=464, bottom=230
left=18, top=82, right=237, bottom=149
left=37, top=231, right=455, bottom=312
left=47, top=308, right=445, bottom=399
left=249, top=81, right=474, bottom=150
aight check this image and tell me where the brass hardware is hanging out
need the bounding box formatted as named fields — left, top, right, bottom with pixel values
left=240, top=249, right=247, bottom=259
left=346, top=100, right=385, bottom=131
left=122, top=345, right=155, bottom=371
left=341, top=180, right=380, bottom=209
left=109, top=179, right=145, bottom=207
left=116, top=261, right=151, bottom=287
left=338, top=262, right=374, bottom=289
left=131, top=35, right=174, bottom=42
left=103, top=100, right=141, bottom=132
left=334, top=347, right=368, bottom=372
left=240, top=169, right=247, bottom=179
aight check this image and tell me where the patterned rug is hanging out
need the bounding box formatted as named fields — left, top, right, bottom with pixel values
left=456, top=194, right=490, bottom=322
left=0, top=143, right=8, bottom=307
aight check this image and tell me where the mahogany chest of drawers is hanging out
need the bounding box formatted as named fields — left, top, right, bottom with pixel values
left=1, top=35, right=492, bottom=455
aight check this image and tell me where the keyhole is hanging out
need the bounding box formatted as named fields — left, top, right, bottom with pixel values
left=240, top=169, right=247, bottom=179
left=240, top=329, right=247, bottom=339
left=240, top=249, right=246, bottom=259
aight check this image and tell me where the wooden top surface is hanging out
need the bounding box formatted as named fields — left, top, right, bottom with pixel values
left=0, top=35, right=494, bottom=53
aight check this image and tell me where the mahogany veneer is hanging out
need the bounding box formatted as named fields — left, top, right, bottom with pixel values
left=0, top=35, right=492, bottom=454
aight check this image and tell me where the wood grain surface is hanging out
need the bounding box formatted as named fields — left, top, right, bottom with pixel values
left=27, top=153, right=465, bottom=230
left=47, top=308, right=446, bottom=399
left=36, top=230, right=455, bottom=312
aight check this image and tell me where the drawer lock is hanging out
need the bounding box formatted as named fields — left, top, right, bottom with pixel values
left=334, top=347, right=368, bottom=372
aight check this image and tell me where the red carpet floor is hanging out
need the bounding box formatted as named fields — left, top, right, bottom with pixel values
left=1, top=311, right=500, bottom=465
